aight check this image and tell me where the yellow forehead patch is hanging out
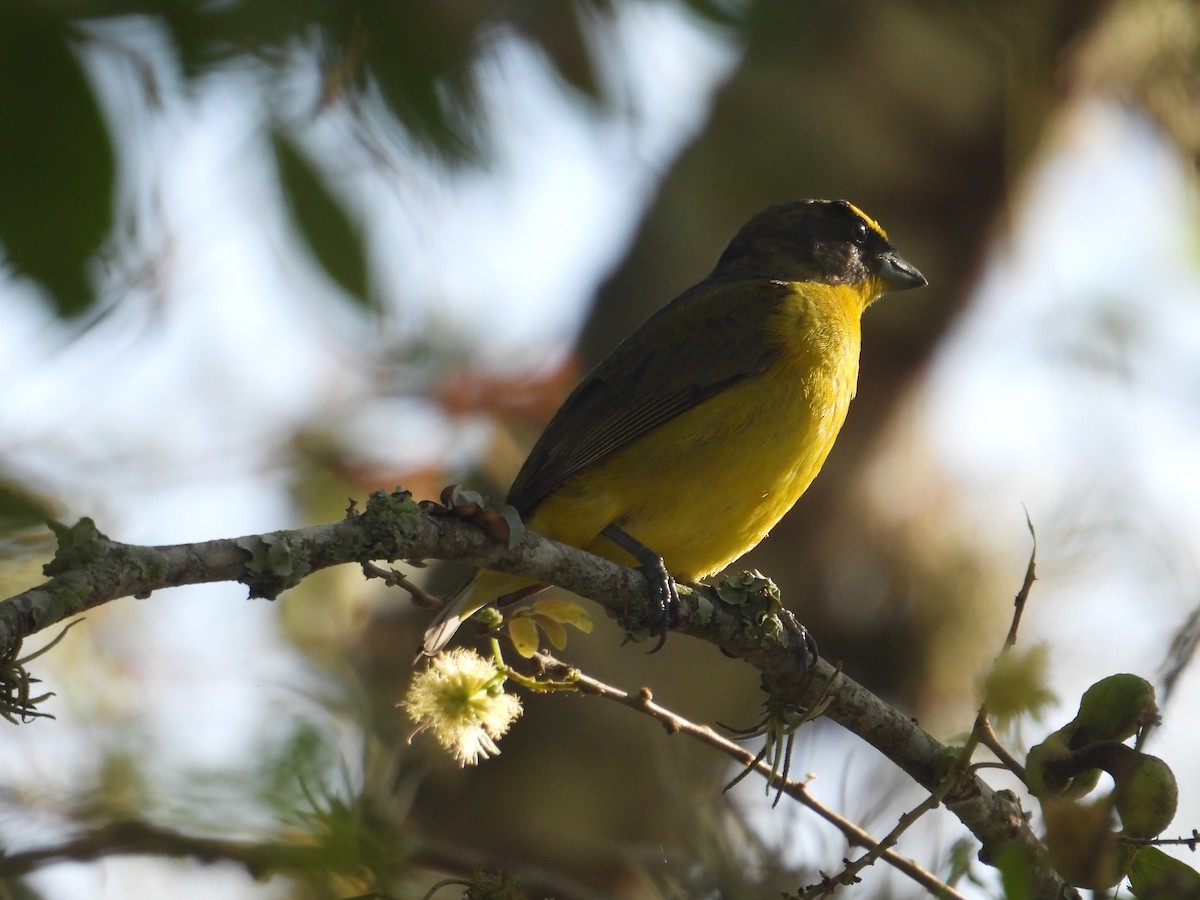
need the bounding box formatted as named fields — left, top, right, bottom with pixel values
left=845, top=202, right=888, bottom=240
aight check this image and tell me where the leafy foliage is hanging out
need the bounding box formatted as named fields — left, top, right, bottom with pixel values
left=0, top=0, right=717, bottom=317
left=0, top=7, right=115, bottom=316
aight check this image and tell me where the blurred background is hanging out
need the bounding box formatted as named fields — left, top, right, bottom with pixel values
left=1, top=0, right=1198, bottom=897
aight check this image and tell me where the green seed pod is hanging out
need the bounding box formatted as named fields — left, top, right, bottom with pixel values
left=1026, top=730, right=1073, bottom=798
left=1072, top=674, right=1157, bottom=746
left=1113, top=752, right=1178, bottom=840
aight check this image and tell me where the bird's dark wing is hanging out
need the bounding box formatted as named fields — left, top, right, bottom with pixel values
left=506, top=278, right=793, bottom=513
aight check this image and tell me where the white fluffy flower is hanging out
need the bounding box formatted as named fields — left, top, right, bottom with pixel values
left=404, top=648, right=523, bottom=766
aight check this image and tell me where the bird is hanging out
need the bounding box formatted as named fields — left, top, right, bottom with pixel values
left=422, top=199, right=926, bottom=655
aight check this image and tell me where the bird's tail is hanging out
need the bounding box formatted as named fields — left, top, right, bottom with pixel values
left=420, top=579, right=481, bottom=656
left=420, top=570, right=543, bottom=656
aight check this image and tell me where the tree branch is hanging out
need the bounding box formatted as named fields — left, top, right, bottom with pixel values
left=0, top=489, right=1076, bottom=898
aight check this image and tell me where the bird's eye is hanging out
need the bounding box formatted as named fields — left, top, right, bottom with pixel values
left=851, top=221, right=869, bottom=245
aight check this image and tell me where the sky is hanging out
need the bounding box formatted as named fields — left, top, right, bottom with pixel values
left=2, top=3, right=1199, bottom=897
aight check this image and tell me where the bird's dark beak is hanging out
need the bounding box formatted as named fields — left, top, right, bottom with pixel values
left=876, top=250, right=927, bottom=292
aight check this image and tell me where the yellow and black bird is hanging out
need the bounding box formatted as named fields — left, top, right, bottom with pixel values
left=423, top=199, right=926, bottom=655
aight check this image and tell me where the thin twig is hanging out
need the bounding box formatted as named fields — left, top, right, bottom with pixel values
left=1121, top=829, right=1200, bottom=850
left=976, top=716, right=1026, bottom=782
left=809, top=722, right=980, bottom=898
left=973, top=511, right=1039, bottom=781
left=361, top=561, right=442, bottom=609
left=1004, top=507, right=1038, bottom=650
left=529, top=652, right=966, bottom=900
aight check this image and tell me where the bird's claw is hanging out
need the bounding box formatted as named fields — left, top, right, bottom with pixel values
left=618, top=561, right=677, bottom=652
left=643, top=559, right=678, bottom=653
left=603, top=523, right=677, bottom=650
left=785, top=615, right=819, bottom=678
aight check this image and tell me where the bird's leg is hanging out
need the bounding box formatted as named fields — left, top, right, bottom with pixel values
left=601, top=523, right=678, bottom=649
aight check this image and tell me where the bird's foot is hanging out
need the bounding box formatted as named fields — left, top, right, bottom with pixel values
left=602, top=524, right=677, bottom=651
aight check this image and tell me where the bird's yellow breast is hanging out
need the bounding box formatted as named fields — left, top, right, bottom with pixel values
left=528, top=281, right=867, bottom=580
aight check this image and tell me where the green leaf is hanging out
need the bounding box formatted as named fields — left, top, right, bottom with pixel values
left=980, top=643, right=1056, bottom=727
left=529, top=598, right=592, bottom=632
left=532, top=615, right=568, bottom=651
left=1128, top=847, right=1200, bottom=898
left=271, top=130, right=371, bottom=308
left=993, top=842, right=1036, bottom=900
left=350, top=2, right=483, bottom=162
left=0, top=9, right=114, bottom=316
left=508, top=616, right=539, bottom=658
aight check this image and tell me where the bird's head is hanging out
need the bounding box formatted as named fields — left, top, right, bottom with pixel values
left=714, top=199, right=926, bottom=299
